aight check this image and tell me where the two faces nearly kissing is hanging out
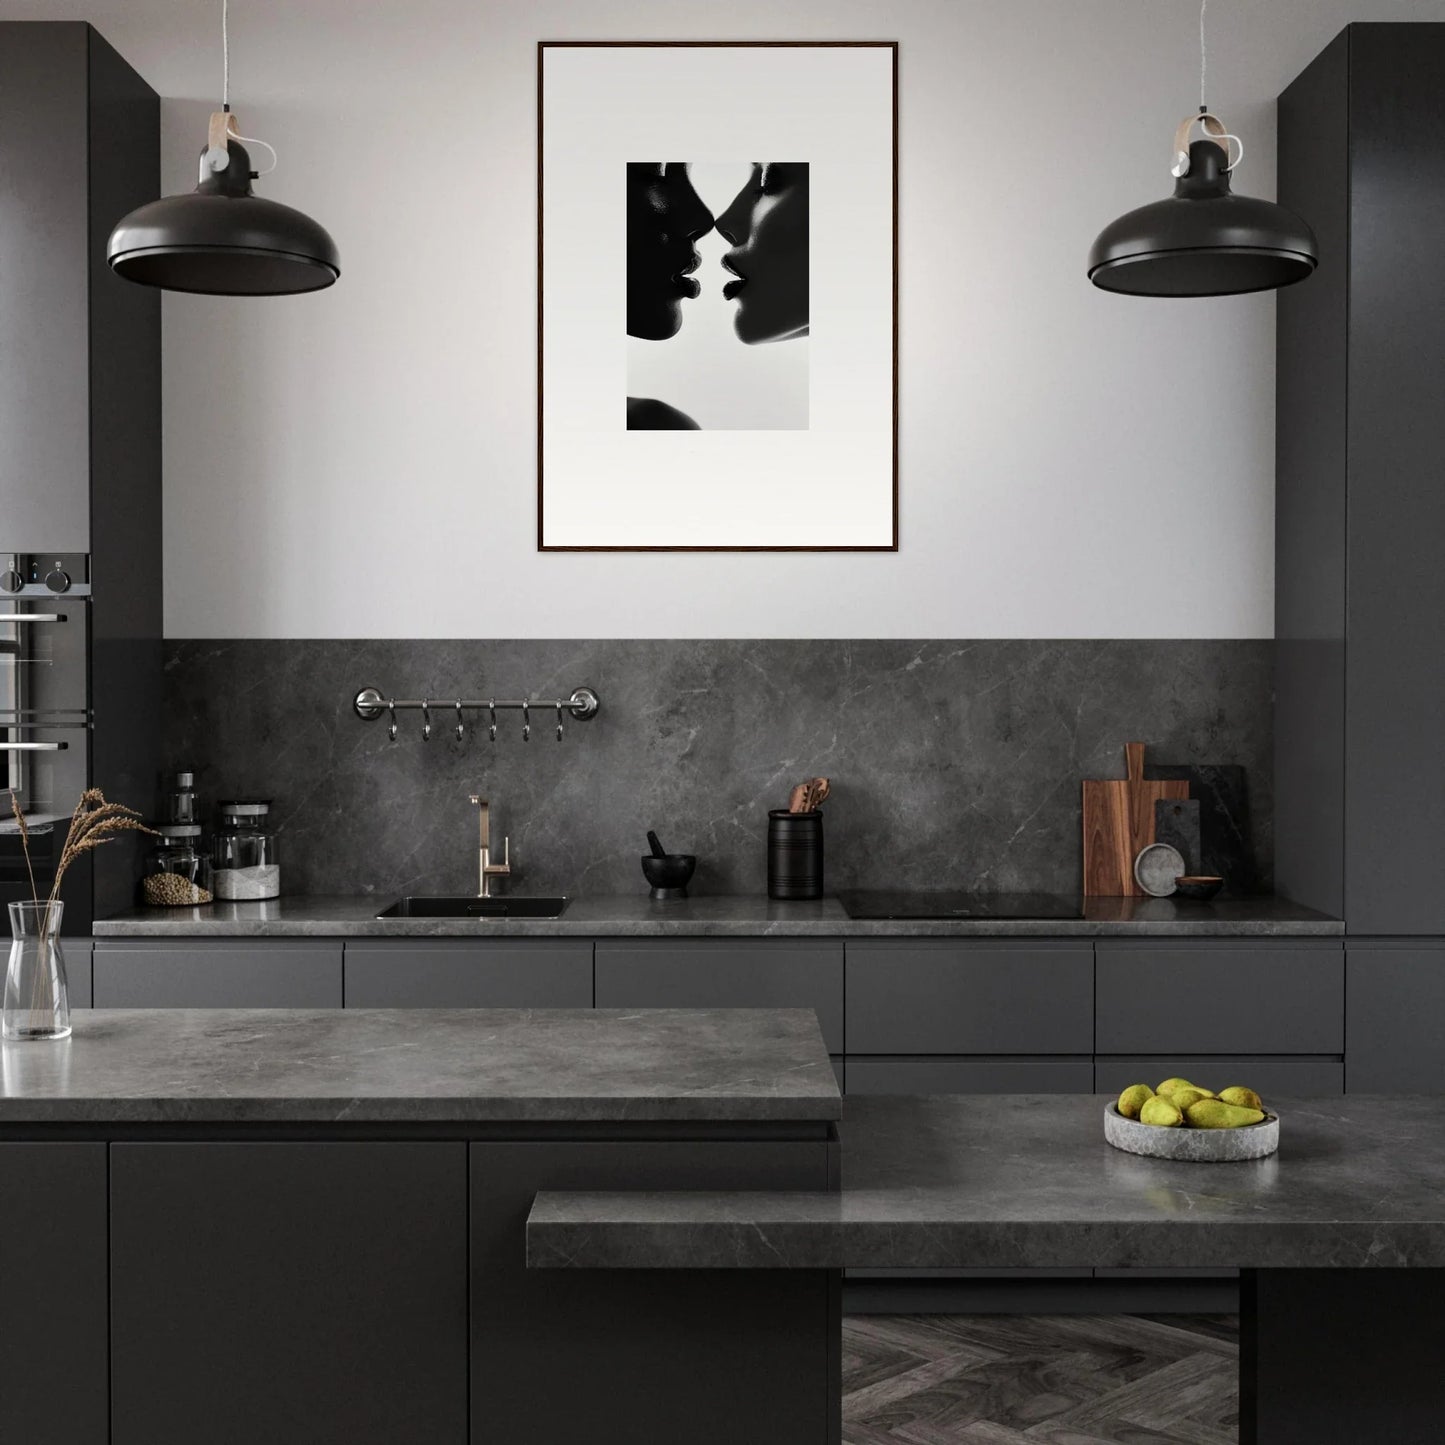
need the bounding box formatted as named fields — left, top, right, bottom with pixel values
left=626, top=161, right=809, bottom=430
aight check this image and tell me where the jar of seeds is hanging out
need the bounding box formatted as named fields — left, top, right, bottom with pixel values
left=141, top=825, right=214, bottom=907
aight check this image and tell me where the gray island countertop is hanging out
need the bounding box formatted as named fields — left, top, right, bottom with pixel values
left=0, top=1007, right=840, bottom=1125
left=92, top=892, right=1343, bottom=938
left=529, top=1093, right=1445, bottom=1271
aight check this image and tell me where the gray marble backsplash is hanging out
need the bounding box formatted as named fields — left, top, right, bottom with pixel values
left=161, top=640, right=1273, bottom=900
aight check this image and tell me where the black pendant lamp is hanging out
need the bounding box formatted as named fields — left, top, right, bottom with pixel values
left=1088, top=1, right=1316, bottom=297
left=107, top=1, right=338, bottom=296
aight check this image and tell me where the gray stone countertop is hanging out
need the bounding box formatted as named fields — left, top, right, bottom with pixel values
left=528, top=1093, right=1445, bottom=1270
left=0, top=1008, right=840, bottom=1124
left=92, top=893, right=1343, bottom=938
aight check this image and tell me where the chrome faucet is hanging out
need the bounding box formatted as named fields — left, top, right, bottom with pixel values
left=467, top=795, right=512, bottom=897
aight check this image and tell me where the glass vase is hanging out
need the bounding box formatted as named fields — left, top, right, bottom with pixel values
left=4, top=901, right=71, bottom=1042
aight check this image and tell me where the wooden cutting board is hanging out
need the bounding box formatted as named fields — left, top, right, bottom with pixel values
left=1082, top=743, right=1189, bottom=896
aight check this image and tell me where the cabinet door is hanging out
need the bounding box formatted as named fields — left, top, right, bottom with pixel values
left=94, top=940, right=343, bottom=1007
left=344, top=939, right=592, bottom=1008
left=0, top=1143, right=107, bottom=1445
left=1095, top=1056, right=1344, bottom=1097
left=111, top=1142, right=467, bottom=1445
left=1095, top=941, right=1343, bottom=1054
left=1347, top=945, right=1445, bottom=1092
left=0, top=23, right=90, bottom=548
left=472, top=1140, right=835, bottom=1445
left=846, top=941, right=1093, bottom=1055
left=845, top=1057, right=1094, bottom=1095
left=595, top=940, right=844, bottom=1053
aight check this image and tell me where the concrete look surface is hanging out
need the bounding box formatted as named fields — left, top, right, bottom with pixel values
left=527, top=1094, right=1445, bottom=1270
left=0, top=1008, right=840, bottom=1124
left=92, top=892, right=1342, bottom=938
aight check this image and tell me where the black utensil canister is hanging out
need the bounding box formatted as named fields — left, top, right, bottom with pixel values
left=768, top=809, right=824, bottom=900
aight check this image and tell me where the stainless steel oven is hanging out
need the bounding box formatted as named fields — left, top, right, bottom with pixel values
left=0, top=555, right=93, bottom=925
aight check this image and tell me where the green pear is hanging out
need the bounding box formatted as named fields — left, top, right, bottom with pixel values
left=1218, top=1086, right=1264, bottom=1112
left=1117, top=1084, right=1154, bottom=1119
left=1185, top=1099, right=1266, bottom=1129
left=1140, top=1096, right=1185, bottom=1127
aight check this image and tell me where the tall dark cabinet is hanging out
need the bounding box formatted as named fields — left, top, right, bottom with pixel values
left=1277, top=24, right=1445, bottom=1090
left=0, top=22, right=161, bottom=928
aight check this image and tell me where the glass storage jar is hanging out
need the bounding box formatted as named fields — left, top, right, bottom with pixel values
left=212, top=800, right=281, bottom=901
left=141, top=824, right=214, bottom=907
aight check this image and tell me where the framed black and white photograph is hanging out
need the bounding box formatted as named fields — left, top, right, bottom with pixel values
left=538, top=41, right=897, bottom=551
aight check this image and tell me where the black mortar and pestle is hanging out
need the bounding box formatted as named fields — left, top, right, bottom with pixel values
left=642, top=830, right=696, bottom=901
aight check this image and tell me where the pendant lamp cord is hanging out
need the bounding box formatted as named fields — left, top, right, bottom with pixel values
left=214, top=0, right=279, bottom=175
left=1199, top=0, right=1207, bottom=112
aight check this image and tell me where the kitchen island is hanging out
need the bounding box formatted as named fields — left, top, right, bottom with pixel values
left=0, top=1007, right=841, bottom=1445
left=533, top=1093, right=1445, bottom=1445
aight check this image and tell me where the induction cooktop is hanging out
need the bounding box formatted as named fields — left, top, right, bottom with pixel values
left=836, top=891, right=1085, bottom=921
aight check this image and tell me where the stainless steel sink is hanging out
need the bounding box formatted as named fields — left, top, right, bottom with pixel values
left=376, top=896, right=569, bottom=920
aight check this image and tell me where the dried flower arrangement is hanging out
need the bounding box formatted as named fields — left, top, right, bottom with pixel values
left=9, top=788, right=156, bottom=943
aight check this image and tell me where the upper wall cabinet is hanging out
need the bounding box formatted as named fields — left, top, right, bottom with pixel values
left=1276, top=24, right=1445, bottom=935
left=0, top=23, right=158, bottom=553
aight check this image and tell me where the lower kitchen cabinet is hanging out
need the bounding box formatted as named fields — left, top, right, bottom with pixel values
left=0, top=1144, right=108, bottom=1445
left=846, top=1057, right=1094, bottom=1094
left=109, top=1142, right=468, bottom=1445
left=846, top=941, right=1093, bottom=1055
left=65, top=938, right=92, bottom=1007
left=1095, top=941, right=1343, bottom=1055
left=470, top=1140, right=835, bottom=1444
left=343, top=939, right=592, bottom=1008
left=1345, top=944, right=1445, bottom=1091
left=595, top=939, right=844, bottom=1053
left=1094, top=1056, right=1345, bottom=1096
left=93, top=939, right=343, bottom=1007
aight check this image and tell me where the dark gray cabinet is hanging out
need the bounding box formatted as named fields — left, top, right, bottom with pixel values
left=64, top=939, right=92, bottom=1008
left=1346, top=944, right=1445, bottom=1092
left=1095, top=1056, right=1344, bottom=1097
left=110, top=1142, right=468, bottom=1445
left=94, top=940, right=343, bottom=1007
left=471, top=1140, right=836, bottom=1444
left=1277, top=25, right=1445, bottom=935
left=846, top=941, right=1093, bottom=1055
left=846, top=1057, right=1093, bottom=1094
left=595, top=940, right=844, bottom=1053
left=0, top=1144, right=108, bottom=1445
left=1095, top=942, right=1343, bottom=1055
left=344, top=939, right=592, bottom=1008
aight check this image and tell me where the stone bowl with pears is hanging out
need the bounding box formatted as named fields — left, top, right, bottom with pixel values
left=1105, top=1076, right=1279, bottom=1161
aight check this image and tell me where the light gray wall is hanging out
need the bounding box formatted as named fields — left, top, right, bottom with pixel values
left=3, top=0, right=1440, bottom=639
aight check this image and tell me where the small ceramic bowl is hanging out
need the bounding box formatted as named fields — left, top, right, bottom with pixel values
left=1173, top=875, right=1225, bottom=901
left=641, top=854, right=696, bottom=900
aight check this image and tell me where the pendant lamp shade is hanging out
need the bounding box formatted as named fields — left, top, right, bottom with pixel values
left=1088, top=138, right=1316, bottom=298
left=108, top=136, right=339, bottom=296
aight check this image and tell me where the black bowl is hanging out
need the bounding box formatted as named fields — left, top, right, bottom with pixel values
left=1173, top=875, right=1224, bottom=901
left=641, top=853, right=696, bottom=899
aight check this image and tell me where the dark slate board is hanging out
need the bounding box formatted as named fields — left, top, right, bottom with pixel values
left=1154, top=797, right=1202, bottom=875
left=1144, top=764, right=1259, bottom=893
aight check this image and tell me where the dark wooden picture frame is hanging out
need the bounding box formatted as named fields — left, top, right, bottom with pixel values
left=537, top=40, right=899, bottom=552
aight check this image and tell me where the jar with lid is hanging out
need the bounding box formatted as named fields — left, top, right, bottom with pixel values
left=212, top=800, right=281, bottom=901
left=160, top=770, right=198, bottom=825
left=141, top=825, right=214, bottom=907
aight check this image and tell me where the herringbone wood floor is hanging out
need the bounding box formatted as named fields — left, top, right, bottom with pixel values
left=842, top=1314, right=1239, bottom=1445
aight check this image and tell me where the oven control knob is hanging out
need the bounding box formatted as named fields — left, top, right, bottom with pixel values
left=0, top=569, right=21, bottom=594
left=44, top=568, right=71, bottom=594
